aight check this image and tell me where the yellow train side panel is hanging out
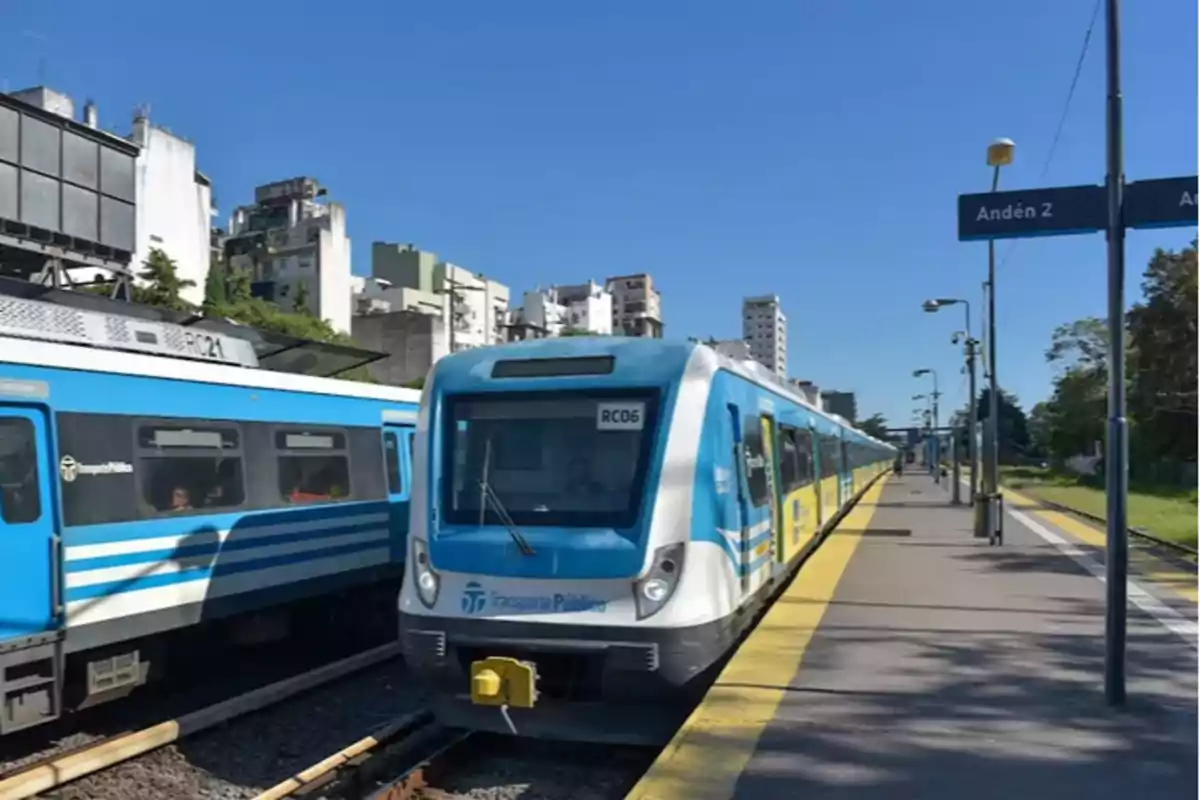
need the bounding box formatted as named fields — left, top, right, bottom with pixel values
left=819, top=476, right=839, bottom=528
left=779, top=483, right=820, bottom=564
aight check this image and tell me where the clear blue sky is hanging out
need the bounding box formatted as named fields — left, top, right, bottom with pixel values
left=3, top=1, right=1195, bottom=427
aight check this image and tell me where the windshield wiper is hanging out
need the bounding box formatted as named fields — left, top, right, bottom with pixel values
left=475, top=435, right=535, bottom=556
left=479, top=479, right=536, bottom=556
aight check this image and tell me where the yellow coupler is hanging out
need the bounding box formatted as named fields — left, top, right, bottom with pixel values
left=470, top=657, right=539, bottom=709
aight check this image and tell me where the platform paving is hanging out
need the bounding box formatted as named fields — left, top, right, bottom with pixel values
left=731, top=473, right=1197, bottom=799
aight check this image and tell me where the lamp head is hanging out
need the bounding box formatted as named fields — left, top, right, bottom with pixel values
left=987, top=137, right=1015, bottom=167
left=922, top=299, right=940, bottom=313
left=913, top=368, right=930, bottom=378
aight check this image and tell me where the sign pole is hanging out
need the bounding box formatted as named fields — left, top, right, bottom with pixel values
left=1103, top=0, right=1128, bottom=708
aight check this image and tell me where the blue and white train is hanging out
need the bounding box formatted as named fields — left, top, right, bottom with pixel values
left=399, top=336, right=894, bottom=744
left=0, top=286, right=420, bottom=735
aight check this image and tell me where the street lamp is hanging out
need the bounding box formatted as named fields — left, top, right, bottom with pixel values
left=982, top=137, right=1014, bottom=544
left=924, top=298, right=979, bottom=508
left=913, top=369, right=940, bottom=482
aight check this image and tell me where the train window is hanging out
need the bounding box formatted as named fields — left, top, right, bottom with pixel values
left=275, top=428, right=352, bottom=504
left=137, top=423, right=246, bottom=515
left=743, top=417, right=771, bottom=507
left=793, top=428, right=814, bottom=487
left=383, top=432, right=403, bottom=494
left=0, top=418, right=41, bottom=523
left=820, top=435, right=839, bottom=478
left=442, top=392, right=658, bottom=529
left=777, top=426, right=802, bottom=492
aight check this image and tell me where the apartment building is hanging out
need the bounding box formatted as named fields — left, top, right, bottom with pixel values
left=742, top=294, right=788, bottom=379
left=605, top=273, right=663, bottom=338
left=224, top=177, right=351, bottom=332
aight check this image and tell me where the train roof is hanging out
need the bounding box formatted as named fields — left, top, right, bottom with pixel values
left=0, top=279, right=419, bottom=405
left=0, top=276, right=389, bottom=379
left=432, top=336, right=894, bottom=450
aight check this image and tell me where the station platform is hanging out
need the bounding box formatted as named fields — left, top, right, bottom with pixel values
left=627, top=473, right=1198, bottom=800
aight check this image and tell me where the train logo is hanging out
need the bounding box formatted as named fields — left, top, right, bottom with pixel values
left=461, top=581, right=487, bottom=614
left=60, top=455, right=79, bottom=482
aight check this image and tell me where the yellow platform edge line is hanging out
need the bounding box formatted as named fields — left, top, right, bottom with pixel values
left=624, top=476, right=889, bottom=800
left=1004, top=486, right=1198, bottom=604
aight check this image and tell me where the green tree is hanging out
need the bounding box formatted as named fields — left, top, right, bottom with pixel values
left=224, top=263, right=254, bottom=306
left=858, top=413, right=888, bottom=440
left=1040, top=317, right=1109, bottom=463
left=292, top=281, right=312, bottom=315
left=404, top=376, right=426, bottom=390
left=136, top=248, right=195, bottom=312
left=1026, top=401, right=1052, bottom=460
left=203, top=258, right=228, bottom=310
left=560, top=327, right=599, bottom=337
left=1126, top=241, right=1197, bottom=465
left=972, top=388, right=1030, bottom=464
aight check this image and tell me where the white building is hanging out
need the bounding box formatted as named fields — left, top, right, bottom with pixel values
left=514, top=281, right=613, bottom=338
left=441, top=261, right=510, bottom=351
left=225, top=177, right=351, bottom=332
left=129, top=111, right=213, bottom=307
left=742, top=294, right=788, bottom=379
left=606, top=273, right=663, bottom=338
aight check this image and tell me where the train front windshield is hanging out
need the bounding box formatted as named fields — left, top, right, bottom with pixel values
left=441, top=393, right=657, bottom=529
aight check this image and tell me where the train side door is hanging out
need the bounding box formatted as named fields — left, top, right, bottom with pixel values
left=726, top=405, right=751, bottom=595
left=0, top=408, right=58, bottom=642
left=382, top=424, right=415, bottom=558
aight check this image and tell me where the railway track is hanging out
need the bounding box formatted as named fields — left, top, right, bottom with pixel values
left=0, top=643, right=406, bottom=800
left=1027, top=494, right=1198, bottom=560
left=255, top=721, right=654, bottom=800
left=249, top=711, right=467, bottom=800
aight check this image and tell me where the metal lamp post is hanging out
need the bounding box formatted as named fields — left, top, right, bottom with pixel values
left=923, top=298, right=979, bottom=507
left=912, top=393, right=933, bottom=473
left=913, top=369, right=940, bottom=483
left=983, top=137, right=1014, bottom=543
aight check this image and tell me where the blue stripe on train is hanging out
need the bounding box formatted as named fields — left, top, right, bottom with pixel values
left=702, top=527, right=775, bottom=575
left=63, top=501, right=393, bottom=546
left=65, top=538, right=389, bottom=602
left=64, top=519, right=388, bottom=572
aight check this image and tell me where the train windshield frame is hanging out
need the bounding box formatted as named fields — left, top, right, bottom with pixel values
left=440, top=389, right=660, bottom=530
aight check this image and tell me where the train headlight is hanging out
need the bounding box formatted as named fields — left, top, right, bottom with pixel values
left=641, top=578, right=670, bottom=602
left=412, top=538, right=440, bottom=609
left=634, top=542, right=685, bottom=620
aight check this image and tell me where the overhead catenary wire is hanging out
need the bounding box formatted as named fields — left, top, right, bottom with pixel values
left=998, top=0, right=1103, bottom=270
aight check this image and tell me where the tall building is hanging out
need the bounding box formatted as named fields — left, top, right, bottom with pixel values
left=822, top=391, right=858, bottom=424
left=742, top=295, right=788, bottom=379
left=512, top=281, right=613, bottom=339
left=606, top=273, right=663, bottom=337
left=225, top=177, right=351, bottom=332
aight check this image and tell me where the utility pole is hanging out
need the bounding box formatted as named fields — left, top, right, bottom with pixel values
left=1103, top=0, right=1129, bottom=708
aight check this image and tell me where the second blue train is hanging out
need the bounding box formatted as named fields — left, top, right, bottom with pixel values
left=399, top=336, right=894, bottom=744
